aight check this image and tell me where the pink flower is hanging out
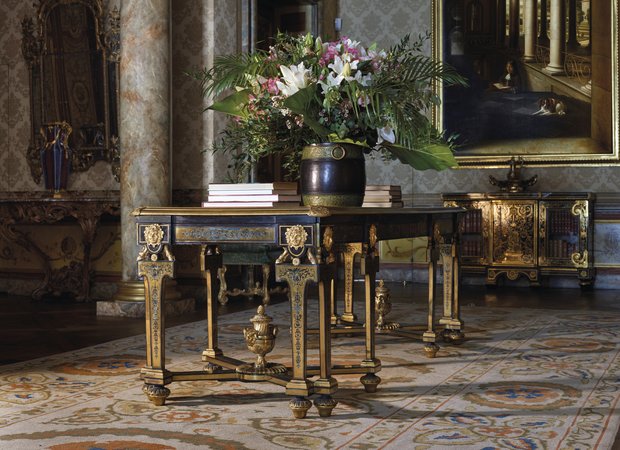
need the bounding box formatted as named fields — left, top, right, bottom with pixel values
left=261, top=77, right=280, bottom=95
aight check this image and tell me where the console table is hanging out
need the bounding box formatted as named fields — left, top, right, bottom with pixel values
left=0, top=191, right=119, bottom=300
left=134, top=205, right=463, bottom=419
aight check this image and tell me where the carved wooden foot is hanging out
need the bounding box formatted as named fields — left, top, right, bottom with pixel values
left=360, top=373, right=381, bottom=393
left=424, top=342, right=440, bottom=358
left=204, top=362, right=222, bottom=374
left=442, top=328, right=465, bottom=345
left=314, top=395, right=338, bottom=417
left=289, top=396, right=312, bottom=419
left=143, top=384, right=170, bottom=406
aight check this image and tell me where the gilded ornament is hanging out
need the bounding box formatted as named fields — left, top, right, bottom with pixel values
left=286, top=225, right=308, bottom=250
left=571, top=250, right=588, bottom=268
left=433, top=223, right=445, bottom=245
left=238, top=305, right=286, bottom=377
left=571, top=200, right=588, bottom=219
left=375, top=280, right=400, bottom=331
left=144, top=224, right=165, bottom=247
left=137, top=245, right=148, bottom=261
left=323, top=227, right=335, bottom=264
left=143, top=384, right=170, bottom=406
left=308, top=206, right=331, bottom=217
left=488, top=157, right=538, bottom=192
left=369, top=224, right=377, bottom=251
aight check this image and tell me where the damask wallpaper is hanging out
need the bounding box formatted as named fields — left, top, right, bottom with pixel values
left=171, top=0, right=235, bottom=189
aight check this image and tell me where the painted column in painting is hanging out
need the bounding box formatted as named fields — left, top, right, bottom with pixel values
left=538, top=0, right=550, bottom=46
left=566, top=0, right=579, bottom=52
left=508, top=0, right=520, bottom=50
left=117, top=0, right=172, bottom=300
left=496, top=0, right=507, bottom=46
left=523, top=0, right=537, bottom=62
left=544, top=0, right=566, bottom=74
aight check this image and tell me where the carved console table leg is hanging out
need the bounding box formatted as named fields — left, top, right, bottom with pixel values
left=314, top=262, right=338, bottom=417
left=439, top=241, right=465, bottom=345
left=138, top=248, right=175, bottom=406
left=359, top=252, right=382, bottom=392
left=423, top=237, right=440, bottom=358
left=275, top=263, right=317, bottom=419
left=341, top=243, right=362, bottom=323
left=216, top=265, right=229, bottom=305
left=261, top=263, right=271, bottom=304
left=201, top=245, right=225, bottom=372
left=0, top=222, right=52, bottom=300
left=75, top=211, right=104, bottom=302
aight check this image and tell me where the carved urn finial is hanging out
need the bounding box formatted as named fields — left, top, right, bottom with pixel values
left=489, top=157, right=538, bottom=193
left=238, top=305, right=286, bottom=377
left=375, top=280, right=400, bottom=331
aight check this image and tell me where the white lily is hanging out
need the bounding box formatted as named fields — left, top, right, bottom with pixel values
left=319, top=71, right=344, bottom=94
left=377, top=126, right=396, bottom=145
left=328, top=55, right=359, bottom=81
left=353, top=70, right=373, bottom=86
left=276, top=62, right=310, bottom=97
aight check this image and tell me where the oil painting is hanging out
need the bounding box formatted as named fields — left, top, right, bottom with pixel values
left=433, top=0, right=619, bottom=166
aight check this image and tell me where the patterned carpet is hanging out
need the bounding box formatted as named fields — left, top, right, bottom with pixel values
left=1, top=299, right=619, bottom=449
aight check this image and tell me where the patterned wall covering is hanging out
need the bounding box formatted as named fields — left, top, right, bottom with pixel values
left=0, top=61, right=8, bottom=192
left=171, top=0, right=237, bottom=190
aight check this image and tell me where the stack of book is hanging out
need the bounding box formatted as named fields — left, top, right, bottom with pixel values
left=362, top=185, right=403, bottom=207
left=202, top=182, right=301, bottom=208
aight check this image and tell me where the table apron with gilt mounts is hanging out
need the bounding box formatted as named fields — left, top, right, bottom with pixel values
left=133, top=205, right=463, bottom=419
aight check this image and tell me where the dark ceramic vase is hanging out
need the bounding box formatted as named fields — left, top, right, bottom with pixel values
left=299, top=143, right=366, bottom=207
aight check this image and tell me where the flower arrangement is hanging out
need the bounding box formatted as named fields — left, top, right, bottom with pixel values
left=196, top=32, right=467, bottom=180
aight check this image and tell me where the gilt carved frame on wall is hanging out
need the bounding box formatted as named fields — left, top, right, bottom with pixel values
left=432, top=0, right=619, bottom=167
left=21, top=0, right=120, bottom=184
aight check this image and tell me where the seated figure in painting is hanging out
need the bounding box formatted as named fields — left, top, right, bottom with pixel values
left=491, top=59, right=521, bottom=93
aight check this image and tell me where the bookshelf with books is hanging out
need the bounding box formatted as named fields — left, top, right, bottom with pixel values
left=443, top=192, right=595, bottom=287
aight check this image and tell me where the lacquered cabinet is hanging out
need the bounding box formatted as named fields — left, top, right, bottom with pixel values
left=442, top=193, right=595, bottom=287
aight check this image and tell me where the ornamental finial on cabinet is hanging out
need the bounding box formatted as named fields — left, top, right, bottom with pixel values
left=489, top=157, right=538, bottom=192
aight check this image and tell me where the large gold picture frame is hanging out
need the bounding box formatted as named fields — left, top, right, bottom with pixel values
left=432, top=0, right=619, bottom=167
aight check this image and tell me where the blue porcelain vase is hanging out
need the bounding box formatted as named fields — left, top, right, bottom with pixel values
left=40, top=122, right=72, bottom=195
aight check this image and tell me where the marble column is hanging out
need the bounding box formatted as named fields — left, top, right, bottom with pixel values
left=544, top=0, right=566, bottom=75
left=523, top=0, right=538, bottom=62
left=99, top=0, right=186, bottom=317
left=120, top=0, right=171, bottom=280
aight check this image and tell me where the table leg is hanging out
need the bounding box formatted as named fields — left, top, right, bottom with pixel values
left=275, top=263, right=317, bottom=419
left=439, top=241, right=465, bottom=344
left=200, top=245, right=225, bottom=372
left=423, top=237, right=440, bottom=358
left=138, top=253, right=175, bottom=406
left=359, top=253, right=382, bottom=392
left=314, top=262, right=338, bottom=417
left=341, top=243, right=362, bottom=323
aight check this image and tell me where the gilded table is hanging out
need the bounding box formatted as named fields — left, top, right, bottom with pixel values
left=134, top=205, right=463, bottom=418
